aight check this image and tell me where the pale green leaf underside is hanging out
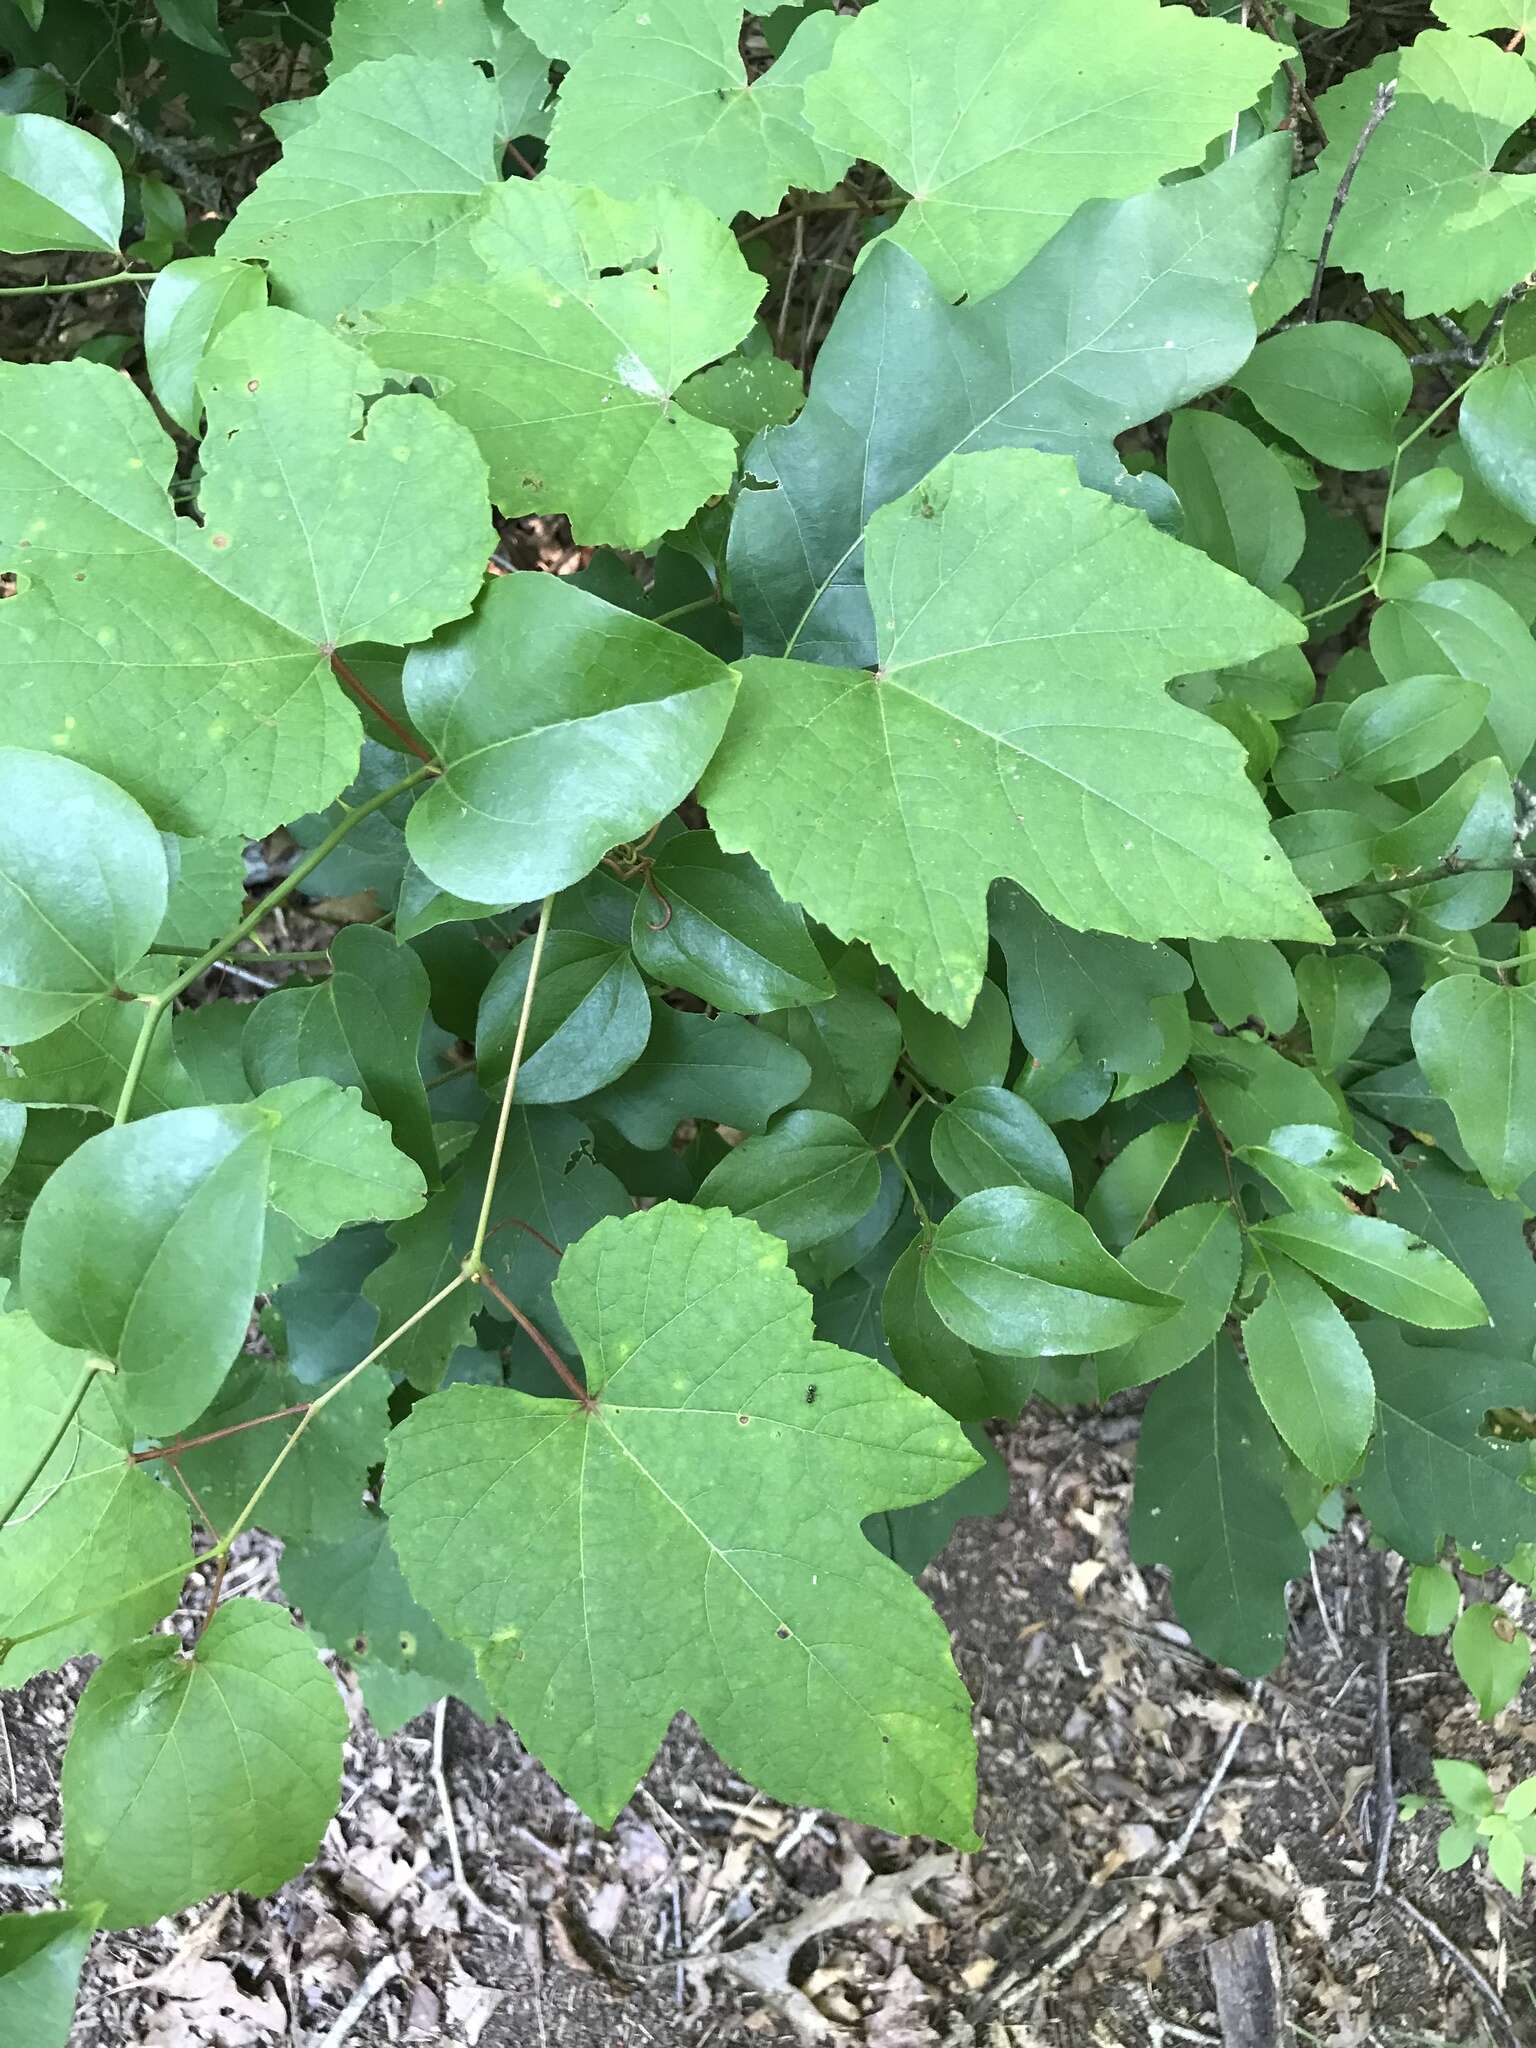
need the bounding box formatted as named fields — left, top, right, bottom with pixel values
left=0, top=308, right=491, bottom=838
left=802, top=0, right=1280, bottom=301
left=386, top=1202, right=981, bottom=1842
left=704, top=447, right=1324, bottom=1020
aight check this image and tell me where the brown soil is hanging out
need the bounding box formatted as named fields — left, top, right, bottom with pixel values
left=4, top=1403, right=1532, bottom=2048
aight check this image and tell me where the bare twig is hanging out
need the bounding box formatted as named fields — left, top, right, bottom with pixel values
left=1371, top=1636, right=1394, bottom=1895
left=1247, top=0, right=1329, bottom=148
left=1306, top=80, right=1396, bottom=321
left=0, top=1863, right=59, bottom=1889
left=1474, top=275, right=1535, bottom=360
left=1380, top=1885, right=1518, bottom=2048
left=431, top=1698, right=467, bottom=1893
left=310, top=1951, right=403, bottom=2048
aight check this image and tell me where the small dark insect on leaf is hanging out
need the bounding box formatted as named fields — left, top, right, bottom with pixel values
left=805, top=1383, right=818, bottom=1405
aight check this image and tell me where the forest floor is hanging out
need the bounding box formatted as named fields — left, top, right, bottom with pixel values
left=4, top=1401, right=1533, bottom=2048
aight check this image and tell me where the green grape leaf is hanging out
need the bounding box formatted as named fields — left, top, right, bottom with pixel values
left=732, top=139, right=1291, bottom=666
left=547, top=0, right=848, bottom=219
left=142, top=257, right=268, bottom=434
left=61, top=1600, right=346, bottom=1928
left=0, top=1906, right=98, bottom=2048
left=864, top=1426, right=1009, bottom=1579
left=0, top=993, right=196, bottom=1121
left=1096, top=1203, right=1243, bottom=1399
left=330, top=0, right=551, bottom=138
left=706, top=449, right=1322, bottom=1022
left=882, top=1237, right=1035, bottom=1424
left=157, top=835, right=246, bottom=953
left=992, top=887, right=1192, bottom=1075
left=587, top=998, right=811, bottom=1150
left=1189, top=939, right=1298, bottom=1038
left=476, top=930, right=651, bottom=1104
left=925, top=1186, right=1177, bottom=1357
left=1245, top=1247, right=1375, bottom=1482
left=696, top=1109, right=880, bottom=1254
left=258, top=1079, right=427, bottom=1240
left=1455, top=359, right=1536, bottom=527
left=404, top=575, right=735, bottom=905
left=1297, top=954, right=1390, bottom=1072
left=632, top=833, right=832, bottom=1014
left=0, top=1313, right=189, bottom=1687
left=896, top=981, right=1012, bottom=1098
left=1130, top=1337, right=1308, bottom=1676
left=386, top=1203, right=982, bottom=1840
left=1337, top=674, right=1490, bottom=787
left=1250, top=1212, right=1488, bottom=1330
left=1454, top=1600, right=1531, bottom=1720
left=366, top=179, right=763, bottom=548
left=507, top=0, right=624, bottom=58
left=1232, top=325, right=1411, bottom=472
left=1432, top=0, right=1536, bottom=26
left=221, top=57, right=501, bottom=324
left=1413, top=974, right=1536, bottom=1199
left=801, top=0, right=1278, bottom=302
left=1, top=309, right=491, bottom=838
left=280, top=1505, right=487, bottom=1715
left=20, top=1105, right=273, bottom=1434
left=1084, top=1121, right=1194, bottom=1254
left=679, top=350, right=805, bottom=440
left=1166, top=411, right=1305, bottom=595
left=1357, top=1325, right=1536, bottom=1562
left=1305, top=32, right=1536, bottom=316
left=176, top=1355, right=389, bottom=1543
left=0, top=112, right=121, bottom=252
left=0, top=750, right=169, bottom=1046
left=929, top=1087, right=1072, bottom=1206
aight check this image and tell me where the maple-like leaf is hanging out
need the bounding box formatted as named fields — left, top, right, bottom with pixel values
left=385, top=1202, right=981, bottom=1841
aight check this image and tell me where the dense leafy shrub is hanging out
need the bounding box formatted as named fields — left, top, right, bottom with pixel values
left=5, top=0, right=1536, bottom=2026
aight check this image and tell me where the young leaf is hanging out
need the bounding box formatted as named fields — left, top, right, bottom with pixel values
left=1385, top=467, right=1463, bottom=551
left=696, top=1110, right=880, bottom=1254
left=142, top=256, right=268, bottom=433
left=259, top=1079, right=427, bottom=1241
left=1166, top=411, right=1305, bottom=595
left=61, top=1600, right=346, bottom=1928
left=0, top=1314, right=190, bottom=1687
left=732, top=138, right=1291, bottom=666
left=477, top=930, right=651, bottom=1105
left=20, top=1105, right=273, bottom=1434
left=1095, top=1203, right=1243, bottom=1398
left=1232, top=325, right=1411, bottom=472
left=1, top=310, right=491, bottom=838
left=1084, top=1121, right=1194, bottom=1253
left=705, top=448, right=1323, bottom=1023
left=0, top=1906, right=99, bottom=2048
left=1129, top=1338, right=1308, bottom=1676
left=1238, top=1123, right=1387, bottom=1217
left=801, top=0, right=1279, bottom=302
left=1250, top=1213, right=1487, bottom=1330
left=1354, top=1325, right=1536, bottom=1562
left=0, top=112, right=122, bottom=252
left=881, top=1237, right=1036, bottom=1424
left=1453, top=1602, right=1531, bottom=1721
left=385, top=1203, right=983, bottom=1842
left=403, top=576, right=736, bottom=906
left=1245, top=1249, right=1375, bottom=1482
left=1371, top=577, right=1536, bottom=776
left=0, top=750, right=169, bottom=1046
left=1412, top=975, right=1536, bottom=1199
left=631, top=834, right=833, bottom=1014
left=221, top=57, right=501, bottom=324
left=1336, top=674, right=1490, bottom=786
left=1296, top=954, right=1390, bottom=1072
left=928, top=1087, right=1073, bottom=1206
left=924, top=1186, right=1177, bottom=1358
left=366, top=179, right=763, bottom=548
left=1404, top=1561, right=1462, bottom=1637
left=546, top=0, right=849, bottom=219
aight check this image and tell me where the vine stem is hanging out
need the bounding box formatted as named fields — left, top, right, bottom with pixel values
left=1319, top=854, right=1536, bottom=911
left=477, top=1271, right=595, bottom=1412
left=1305, top=80, right=1396, bottom=323
left=465, top=896, right=556, bottom=1275
left=0, top=1358, right=111, bottom=1534
left=112, top=762, right=435, bottom=1127
left=0, top=269, right=157, bottom=297
left=328, top=652, right=435, bottom=765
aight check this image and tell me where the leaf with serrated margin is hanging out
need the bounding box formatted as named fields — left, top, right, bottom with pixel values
left=1, top=309, right=491, bottom=838
left=0, top=1313, right=190, bottom=1687
left=547, top=0, right=848, bottom=220
left=731, top=138, right=1291, bottom=666
left=20, top=1105, right=273, bottom=1435
left=1355, top=1323, right=1536, bottom=1563
left=705, top=449, right=1324, bottom=1021
left=61, top=1600, right=346, bottom=1928
left=221, top=57, right=502, bottom=325
left=366, top=178, right=763, bottom=548
left=386, top=1202, right=981, bottom=1841
left=1130, top=1337, right=1307, bottom=1675
left=404, top=573, right=736, bottom=906
left=801, top=0, right=1277, bottom=303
